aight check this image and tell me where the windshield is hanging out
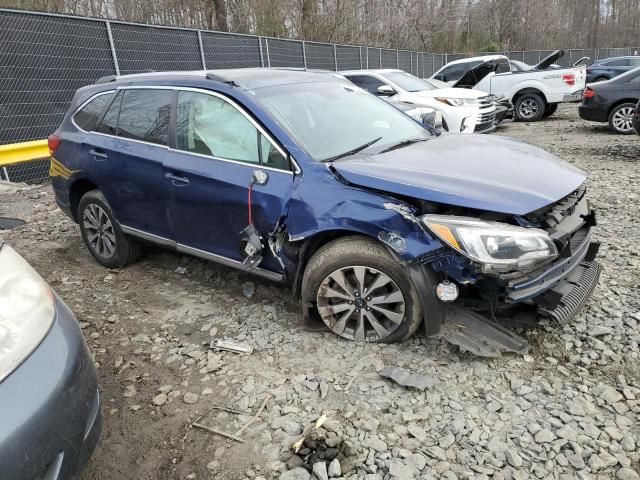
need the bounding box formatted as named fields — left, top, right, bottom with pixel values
left=422, top=78, right=450, bottom=89
left=380, top=71, right=436, bottom=92
left=252, top=81, right=430, bottom=161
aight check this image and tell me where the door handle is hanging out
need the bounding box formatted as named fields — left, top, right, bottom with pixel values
left=89, top=149, right=107, bottom=160
left=165, top=172, right=190, bottom=185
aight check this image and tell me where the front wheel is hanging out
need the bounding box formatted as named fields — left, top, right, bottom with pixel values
left=608, top=103, right=636, bottom=134
left=301, top=236, right=422, bottom=343
left=514, top=93, right=546, bottom=122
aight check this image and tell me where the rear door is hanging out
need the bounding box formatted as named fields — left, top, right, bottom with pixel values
left=163, top=89, right=295, bottom=272
left=82, top=88, right=173, bottom=238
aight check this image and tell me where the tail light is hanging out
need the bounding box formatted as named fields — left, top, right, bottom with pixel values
left=583, top=87, right=595, bottom=100
left=562, top=73, right=576, bottom=87
left=47, top=135, right=61, bottom=156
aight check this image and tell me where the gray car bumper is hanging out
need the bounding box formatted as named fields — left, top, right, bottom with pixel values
left=0, top=296, right=101, bottom=480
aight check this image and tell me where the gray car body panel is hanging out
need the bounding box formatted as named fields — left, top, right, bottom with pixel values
left=0, top=296, right=101, bottom=480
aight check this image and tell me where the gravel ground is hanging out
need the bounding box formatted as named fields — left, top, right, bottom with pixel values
left=1, top=104, right=639, bottom=480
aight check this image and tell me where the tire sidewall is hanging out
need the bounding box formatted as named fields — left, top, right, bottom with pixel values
left=78, top=190, right=133, bottom=268
left=608, top=103, right=636, bottom=135
left=301, top=237, right=422, bottom=343
left=514, top=93, right=545, bottom=122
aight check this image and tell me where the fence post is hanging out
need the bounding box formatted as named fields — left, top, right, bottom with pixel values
left=333, top=44, right=338, bottom=71
left=396, top=49, right=399, bottom=69
left=265, top=38, right=271, bottom=67
left=358, top=46, right=363, bottom=69
left=302, top=41, right=307, bottom=68
left=197, top=31, right=206, bottom=69
left=105, top=20, right=120, bottom=75
left=379, top=48, right=382, bottom=67
left=258, top=37, right=264, bottom=67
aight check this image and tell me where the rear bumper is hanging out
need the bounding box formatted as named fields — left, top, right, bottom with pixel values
left=563, top=90, right=584, bottom=102
left=0, top=297, right=101, bottom=480
left=578, top=104, right=608, bottom=122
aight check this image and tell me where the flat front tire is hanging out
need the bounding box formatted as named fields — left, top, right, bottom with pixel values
left=301, top=236, right=422, bottom=343
left=78, top=190, right=141, bottom=268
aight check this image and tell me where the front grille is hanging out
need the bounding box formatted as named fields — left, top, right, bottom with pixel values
left=476, top=111, right=496, bottom=123
left=474, top=120, right=495, bottom=132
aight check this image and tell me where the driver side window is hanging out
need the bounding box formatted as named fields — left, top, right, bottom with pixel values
left=176, top=91, right=289, bottom=170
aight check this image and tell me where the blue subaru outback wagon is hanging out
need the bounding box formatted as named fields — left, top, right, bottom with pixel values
left=50, top=69, right=600, bottom=353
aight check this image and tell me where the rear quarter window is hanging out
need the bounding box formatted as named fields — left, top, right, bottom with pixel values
left=74, top=92, right=115, bottom=131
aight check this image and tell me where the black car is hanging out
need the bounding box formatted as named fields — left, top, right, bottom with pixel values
left=586, top=56, right=640, bottom=83
left=633, top=100, right=640, bottom=136
left=578, top=67, right=640, bottom=134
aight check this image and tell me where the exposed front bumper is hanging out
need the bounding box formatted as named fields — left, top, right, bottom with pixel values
left=0, top=297, right=101, bottom=480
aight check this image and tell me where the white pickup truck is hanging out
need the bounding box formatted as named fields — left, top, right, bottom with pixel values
left=432, top=51, right=586, bottom=121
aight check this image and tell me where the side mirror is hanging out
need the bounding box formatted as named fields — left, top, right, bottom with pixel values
left=377, top=85, right=396, bottom=96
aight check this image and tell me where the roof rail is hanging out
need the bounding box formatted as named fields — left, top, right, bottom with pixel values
left=95, top=75, right=117, bottom=84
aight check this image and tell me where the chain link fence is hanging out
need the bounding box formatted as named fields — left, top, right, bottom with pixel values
left=1, top=7, right=639, bottom=183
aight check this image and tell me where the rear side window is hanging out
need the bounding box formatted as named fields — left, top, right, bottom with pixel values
left=605, top=58, right=630, bottom=67
left=74, top=92, right=115, bottom=131
left=117, top=89, right=172, bottom=146
left=95, top=90, right=122, bottom=136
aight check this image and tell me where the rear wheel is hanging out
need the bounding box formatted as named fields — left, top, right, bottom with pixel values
left=78, top=190, right=142, bottom=268
left=302, top=236, right=422, bottom=343
left=514, top=93, right=546, bottom=121
left=608, top=103, right=636, bottom=134
left=542, top=103, right=558, bottom=118
left=594, top=76, right=608, bottom=82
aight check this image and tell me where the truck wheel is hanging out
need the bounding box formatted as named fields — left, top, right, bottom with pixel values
left=514, top=93, right=546, bottom=121
left=608, top=103, right=636, bottom=134
left=302, top=236, right=422, bottom=343
left=542, top=103, right=558, bottom=118
left=78, top=190, right=142, bottom=268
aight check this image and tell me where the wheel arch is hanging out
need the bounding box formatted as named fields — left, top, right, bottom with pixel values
left=512, top=87, right=548, bottom=104
left=607, top=98, right=639, bottom=116
left=69, top=177, right=99, bottom=222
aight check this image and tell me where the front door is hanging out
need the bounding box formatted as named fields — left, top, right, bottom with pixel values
left=164, top=89, right=295, bottom=273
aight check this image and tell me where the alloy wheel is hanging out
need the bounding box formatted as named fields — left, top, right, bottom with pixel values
left=316, top=265, right=405, bottom=342
left=612, top=107, right=635, bottom=133
left=83, top=204, right=116, bottom=258
left=518, top=99, right=540, bottom=119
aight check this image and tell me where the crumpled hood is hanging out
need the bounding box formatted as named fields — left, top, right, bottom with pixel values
left=331, top=135, right=587, bottom=215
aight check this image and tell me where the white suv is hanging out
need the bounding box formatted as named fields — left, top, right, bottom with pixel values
left=341, top=69, right=496, bottom=133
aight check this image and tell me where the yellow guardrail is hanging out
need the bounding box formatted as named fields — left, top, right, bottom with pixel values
left=0, top=139, right=50, bottom=168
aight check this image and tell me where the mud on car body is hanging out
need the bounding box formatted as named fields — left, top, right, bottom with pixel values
left=49, top=69, right=601, bottom=354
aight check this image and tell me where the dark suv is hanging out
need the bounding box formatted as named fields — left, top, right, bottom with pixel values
left=50, top=69, right=600, bottom=352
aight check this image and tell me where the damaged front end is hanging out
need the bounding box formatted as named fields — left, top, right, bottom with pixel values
left=410, top=184, right=601, bottom=356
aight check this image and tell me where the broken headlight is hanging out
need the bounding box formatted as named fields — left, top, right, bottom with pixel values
left=0, top=244, right=55, bottom=383
left=422, top=215, right=557, bottom=273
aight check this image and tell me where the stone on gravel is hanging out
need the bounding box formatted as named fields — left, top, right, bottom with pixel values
left=617, top=469, right=640, bottom=480
left=152, top=393, right=167, bottom=406
left=279, top=467, right=310, bottom=480
left=183, top=392, right=199, bottom=404
left=534, top=428, right=555, bottom=443
left=312, top=461, right=329, bottom=480
left=327, top=458, right=341, bottom=477
left=362, top=436, right=387, bottom=452
left=378, top=367, right=436, bottom=391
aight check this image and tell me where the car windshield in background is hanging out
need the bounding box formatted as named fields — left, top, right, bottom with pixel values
left=380, top=71, right=437, bottom=92
left=252, top=81, right=429, bottom=161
